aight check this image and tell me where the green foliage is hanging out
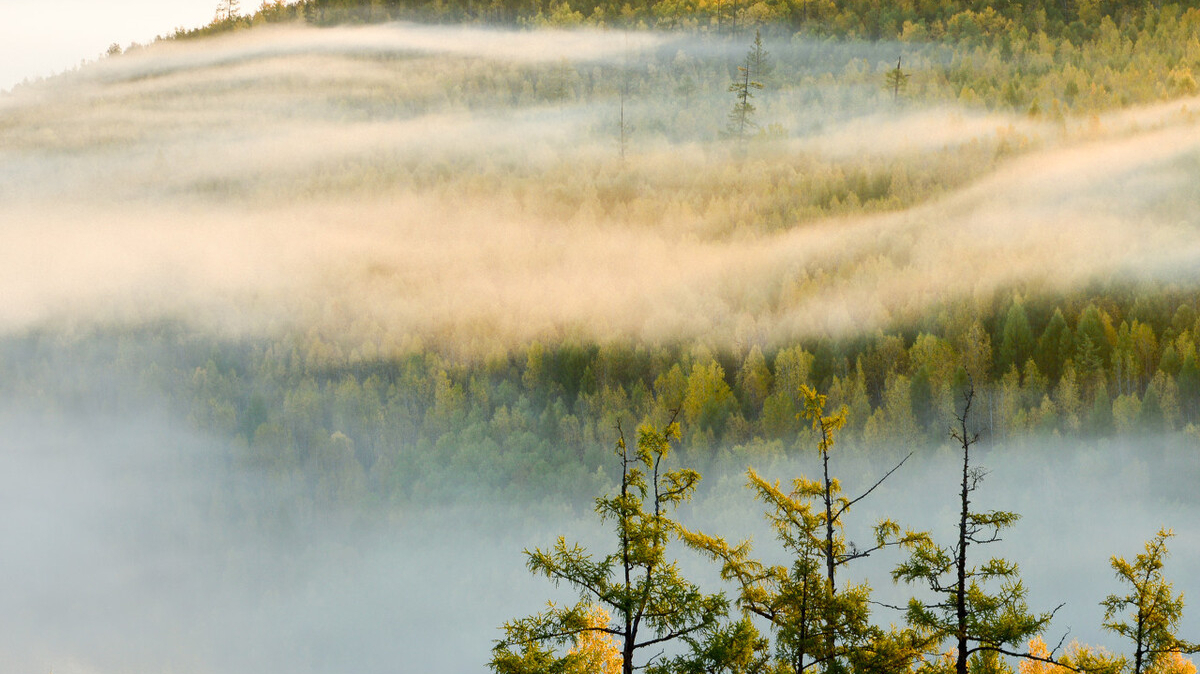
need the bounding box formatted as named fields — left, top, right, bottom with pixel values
left=10, top=284, right=1200, bottom=507
left=1036, top=309, right=1074, bottom=384
left=648, top=617, right=772, bottom=674
left=492, top=419, right=728, bottom=674
left=683, top=386, right=927, bottom=674
left=893, top=387, right=1052, bottom=674
left=885, top=56, right=911, bottom=101
left=999, top=298, right=1035, bottom=376
left=727, top=31, right=768, bottom=149
left=684, top=360, right=738, bottom=435
left=1102, top=530, right=1200, bottom=674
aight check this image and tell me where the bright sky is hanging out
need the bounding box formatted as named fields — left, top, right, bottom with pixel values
left=0, top=0, right=220, bottom=91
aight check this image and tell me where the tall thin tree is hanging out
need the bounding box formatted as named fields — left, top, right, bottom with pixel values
left=885, top=56, right=910, bottom=102
left=214, top=0, right=241, bottom=21
left=727, top=30, right=768, bottom=152
left=894, top=384, right=1065, bottom=674
left=492, top=417, right=729, bottom=674
left=684, top=386, right=927, bottom=674
left=1103, top=529, right=1200, bottom=674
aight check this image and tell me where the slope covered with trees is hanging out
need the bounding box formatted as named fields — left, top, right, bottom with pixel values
left=3, top=1, right=1199, bottom=671
left=5, top=285, right=1200, bottom=506
left=114, top=0, right=1200, bottom=119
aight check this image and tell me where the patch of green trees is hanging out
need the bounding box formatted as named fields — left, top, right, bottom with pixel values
left=6, top=285, right=1200, bottom=507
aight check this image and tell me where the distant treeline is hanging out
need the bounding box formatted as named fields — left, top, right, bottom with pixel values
left=6, top=283, right=1200, bottom=506
left=182, top=0, right=1200, bottom=46
left=120, top=1, right=1200, bottom=125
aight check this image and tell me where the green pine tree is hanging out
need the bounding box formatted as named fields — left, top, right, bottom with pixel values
left=1102, top=530, right=1200, bottom=674
left=893, top=385, right=1058, bottom=674
left=492, top=418, right=729, bottom=674
left=684, top=387, right=927, bottom=674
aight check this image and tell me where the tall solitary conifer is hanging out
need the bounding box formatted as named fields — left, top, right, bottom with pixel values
left=1103, top=530, right=1199, bottom=674
left=727, top=30, right=769, bottom=151
left=491, top=418, right=729, bottom=674
left=894, top=385, right=1060, bottom=674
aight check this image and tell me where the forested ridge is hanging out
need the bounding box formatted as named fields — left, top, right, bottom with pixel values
left=188, top=0, right=1200, bottom=47
left=90, top=0, right=1200, bottom=120
left=7, top=285, right=1200, bottom=506
left=3, top=2, right=1199, bottom=671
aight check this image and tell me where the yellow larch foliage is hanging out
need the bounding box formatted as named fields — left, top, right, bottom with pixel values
left=1019, top=637, right=1071, bottom=674
left=1150, top=651, right=1198, bottom=674
left=569, top=605, right=621, bottom=674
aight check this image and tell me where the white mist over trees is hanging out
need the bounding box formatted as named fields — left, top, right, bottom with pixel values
left=1, top=7, right=1200, bottom=674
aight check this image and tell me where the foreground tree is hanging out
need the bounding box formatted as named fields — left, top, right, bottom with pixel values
left=894, top=385, right=1058, bottom=674
left=1018, top=636, right=1123, bottom=674
left=1102, top=529, right=1199, bottom=674
left=684, top=386, right=927, bottom=674
left=491, top=417, right=729, bottom=674
left=569, top=605, right=622, bottom=674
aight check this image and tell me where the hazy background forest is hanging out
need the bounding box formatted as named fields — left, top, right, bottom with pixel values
left=2, top=0, right=1199, bottom=672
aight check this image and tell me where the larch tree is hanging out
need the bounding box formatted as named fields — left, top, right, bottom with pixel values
left=999, top=297, right=1035, bottom=376
left=886, top=56, right=911, bottom=102
left=683, top=386, right=927, bottom=674
left=893, top=384, right=1061, bottom=674
left=568, top=606, right=623, bottom=674
left=1036, top=308, right=1074, bottom=385
left=1102, top=529, right=1199, bottom=674
left=618, top=76, right=630, bottom=163
left=802, top=384, right=928, bottom=673
left=727, top=30, right=768, bottom=151
left=683, top=466, right=849, bottom=674
left=491, top=416, right=731, bottom=674
left=1018, top=636, right=1123, bottom=674
left=214, top=0, right=241, bottom=21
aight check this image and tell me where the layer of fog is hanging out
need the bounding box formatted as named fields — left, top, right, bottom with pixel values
left=4, top=401, right=1196, bottom=674
left=90, top=23, right=674, bottom=82
left=4, top=23, right=1198, bottom=674
left=5, top=24, right=1200, bottom=352
left=0, top=404, right=579, bottom=674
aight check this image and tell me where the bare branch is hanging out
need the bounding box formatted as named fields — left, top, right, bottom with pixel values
left=834, top=451, right=914, bottom=520
left=967, top=644, right=1082, bottom=672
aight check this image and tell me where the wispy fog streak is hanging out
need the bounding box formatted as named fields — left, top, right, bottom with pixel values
left=3, top=26, right=1200, bottom=353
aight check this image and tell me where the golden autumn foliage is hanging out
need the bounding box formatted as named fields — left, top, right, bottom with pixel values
left=1151, top=651, right=1199, bottom=674
left=1018, top=637, right=1073, bottom=674
left=1018, top=635, right=1197, bottom=674
left=568, top=605, right=621, bottom=674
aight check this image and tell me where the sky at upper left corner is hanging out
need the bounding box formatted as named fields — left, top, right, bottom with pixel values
left=0, top=0, right=221, bottom=92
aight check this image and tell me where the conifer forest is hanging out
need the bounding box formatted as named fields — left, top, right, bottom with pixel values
left=1, top=0, right=1199, bottom=672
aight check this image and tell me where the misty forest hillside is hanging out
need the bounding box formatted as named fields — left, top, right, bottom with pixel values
left=1, top=2, right=1200, bottom=673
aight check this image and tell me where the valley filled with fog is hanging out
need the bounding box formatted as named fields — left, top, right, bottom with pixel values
left=2, top=17, right=1199, bottom=674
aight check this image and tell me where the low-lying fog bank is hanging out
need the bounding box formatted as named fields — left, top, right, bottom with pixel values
left=2, top=404, right=1194, bottom=673
left=0, top=408, right=595, bottom=674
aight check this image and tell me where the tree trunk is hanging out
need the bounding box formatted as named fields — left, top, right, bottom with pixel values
left=821, top=426, right=838, bottom=674
left=623, top=632, right=636, bottom=674
left=823, top=444, right=836, bottom=593
left=956, top=397, right=972, bottom=674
